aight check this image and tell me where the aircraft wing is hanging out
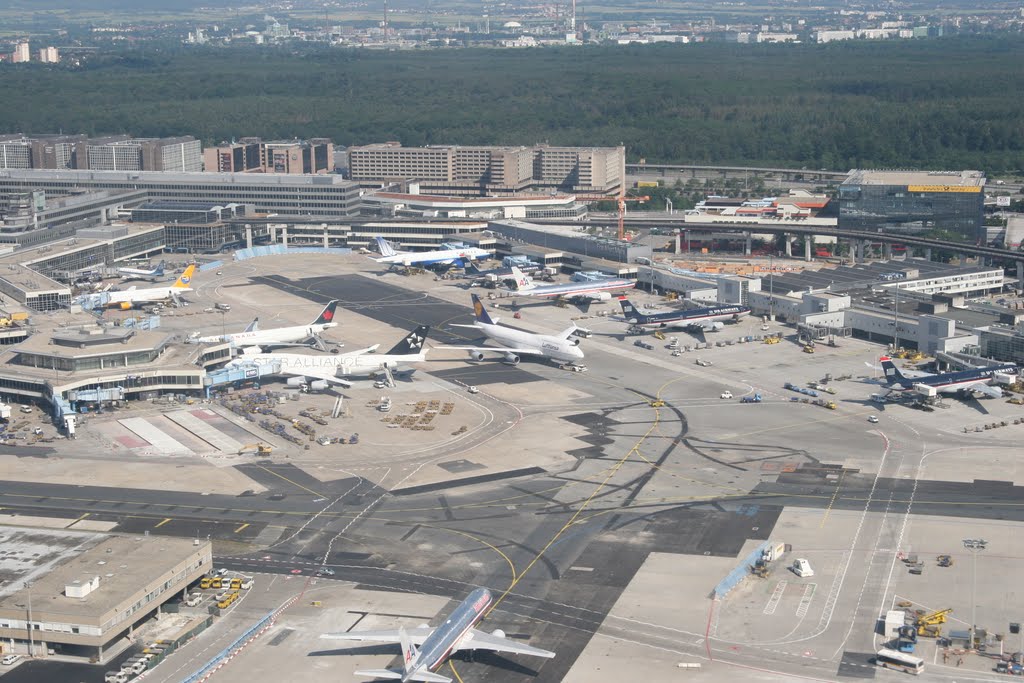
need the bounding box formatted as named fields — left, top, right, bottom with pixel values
left=445, top=346, right=545, bottom=356
left=972, top=383, right=1002, bottom=398
left=320, top=627, right=433, bottom=645
left=455, top=629, right=556, bottom=658
left=354, top=669, right=450, bottom=683
left=288, top=366, right=352, bottom=388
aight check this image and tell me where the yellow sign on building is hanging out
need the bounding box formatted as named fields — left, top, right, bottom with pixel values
left=907, top=185, right=982, bottom=193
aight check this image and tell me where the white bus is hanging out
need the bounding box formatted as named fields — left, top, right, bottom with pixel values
left=875, top=648, right=924, bottom=675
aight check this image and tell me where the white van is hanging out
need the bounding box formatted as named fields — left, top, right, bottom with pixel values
left=791, top=558, right=815, bottom=578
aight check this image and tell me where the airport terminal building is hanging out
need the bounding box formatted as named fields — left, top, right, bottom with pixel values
left=838, top=170, right=986, bottom=242
left=0, top=526, right=211, bottom=658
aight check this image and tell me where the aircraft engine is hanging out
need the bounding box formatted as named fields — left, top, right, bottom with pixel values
left=309, top=380, right=328, bottom=391
left=467, top=350, right=486, bottom=362
left=502, top=353, right=521, bottom=365
left=119, top=301, right=133, bottom=310
left=419, top=623, right=430, bottom=629
left=589, top=292, right=612, bottom=302
left=491, top=629, right=506, bottom=639
left=710, top=321, right=724, bottom=331
left=569, top=338, right=581, bottom=346
left=286, top=377, right=305, bottom=387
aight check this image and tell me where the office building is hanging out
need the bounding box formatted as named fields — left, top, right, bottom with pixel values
left=0, top=526, right=211, bottom=658
left=0, top=134, right=88, bottom=170
left=347, top=143, right=625, bottom=196
left=838, top=170, right=986, bottom=241
left=203, top=140, right=262, bottom=173
left=11, top=41, right=29, bottom=63
left=203, top=138, right=333, bottom=174
left=0, top=169, right=362, bottom=218
left=86, top=137, right=203, bottom=172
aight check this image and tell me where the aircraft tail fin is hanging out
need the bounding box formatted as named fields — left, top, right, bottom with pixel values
left=880, top=358, right=905, bottom=383
left=173, top=264, right=195, bottom=289
left=509, top=266, right=534, bottom=291
left=618, top=297, right=644, bottom=322
left=313, top=300, right=339, bottom=325
left=153, top=260, right=165, bottom=276
left=243, top=318, right=259, bottom=333
left=399, top=625, right=419, bottom=675
left=470, top=294, right=496, bottom=326
left=375, top=236, right=398, bottom=258
left=387, top=326, right=430, bottom=355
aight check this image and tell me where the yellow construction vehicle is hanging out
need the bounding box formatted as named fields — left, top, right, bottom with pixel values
left=649, top=399, right=666, bottom=408
left=237, top=443, right=273, bottom=456
left=764, top=336, right=780, bottom=345
left=915, top=608, right=952, bottom=637
left=803, top=345, right=816, bottom=354
left=653, top=330, right=666, bottom=340
left=825, top=401, right=837, bottom=410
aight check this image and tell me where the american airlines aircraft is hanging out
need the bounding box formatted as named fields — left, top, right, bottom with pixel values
left=447, top=294, right=584, bottom=365
left=373, top=237, right=491, bottom=268
left=100, top=265, right=195, bottom=310
left=321, top=587, right=555, bottom=683
left=504, top=267, right=633, bottom=303
left=118, top=260, right=166, bottom=280
left=881, top=358, right=1016, bottom=398
left=226, top=326, right=429, bottom=389
left=192, top=300, right=339, bottom=350
left=616, top=298, right=751, bottom=332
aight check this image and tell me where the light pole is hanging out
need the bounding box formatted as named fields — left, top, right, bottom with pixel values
left=963, top=539, right=987, bottom=651
left=15, top=582, right=33, bottom=657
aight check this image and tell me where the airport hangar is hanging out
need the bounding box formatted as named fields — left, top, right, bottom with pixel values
left=0, top=526, right=211, bottom=659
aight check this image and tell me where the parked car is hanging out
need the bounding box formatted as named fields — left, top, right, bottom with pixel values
left=868, top=415, right=879, bottom=423
left=2, top=655, right=20, bottom=665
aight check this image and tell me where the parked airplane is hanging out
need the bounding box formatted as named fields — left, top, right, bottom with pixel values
left=118, top=260, right=165, bottom=280
left=616, top=298, right=751, bottom=332
left=191, top=300, right=339, bottom=350
left=881, top=358, right=1017, bottom=398
left=102, top=265, right=195, bottom=310
left=464, top=261, right=540, bottom=281
left=447, top=294, right=584, bottom=365
left=373, top=237, right=491, bottom=268
left=504, top=267, right=633, bottom=303
left=227, top=325, right=430, bottom=389
left=321, top=587, right=555, bottom=683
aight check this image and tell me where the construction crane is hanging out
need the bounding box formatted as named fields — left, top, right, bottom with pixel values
left=576, top=193, right=651, bottom=240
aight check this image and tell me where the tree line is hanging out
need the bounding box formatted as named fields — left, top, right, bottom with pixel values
left=1, top=36, right=1022, bottom=174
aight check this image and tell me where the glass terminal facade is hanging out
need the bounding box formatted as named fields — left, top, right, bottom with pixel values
left=838, top=183, right=985, bottom=242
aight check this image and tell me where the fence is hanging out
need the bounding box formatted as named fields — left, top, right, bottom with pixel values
left=713, top=540, right=770, bottom=600
left=178, top=595, right=299, bottom=683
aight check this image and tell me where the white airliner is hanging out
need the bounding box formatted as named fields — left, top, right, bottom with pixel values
left=373, top=236, right=491, bottom=268
left=118, top=260, right=166, bottom=280
left=504, top=266, right=634, bottom=303
left=446, top=294, right=584, bottom=365
left=321, top=587, right=555, bottom=683
left=192, top=300, right=339, bottom=350
left=100, top=265, right=195, bottom=310
left=226, top=326, right=429, bottom=389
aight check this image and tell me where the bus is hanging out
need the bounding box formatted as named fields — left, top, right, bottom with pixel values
left=875, top=648, right=924, bottom=675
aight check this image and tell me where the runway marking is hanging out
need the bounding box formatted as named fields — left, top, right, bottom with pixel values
left=154, top=517, right=172, bottom=528
left=819, top=470, right=845, bottom=528
left=763, top=580, right=787, bottom=615
left=486, top=375, right=684, bottom=618
left=420, top=524, right=517, bottom=582
left=255, top=465, right=326, bottom=498
left=796, top=584, right=816, bottom=618
left=234, top=523, right=250, bottom=534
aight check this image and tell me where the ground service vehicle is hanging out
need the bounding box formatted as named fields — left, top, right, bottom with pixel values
left=200, top=577, right=212, bottom=589
left=874, top=648, right=924, bottom=675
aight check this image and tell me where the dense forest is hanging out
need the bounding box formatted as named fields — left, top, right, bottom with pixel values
left=3, top=37, right=1023, bottom=173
